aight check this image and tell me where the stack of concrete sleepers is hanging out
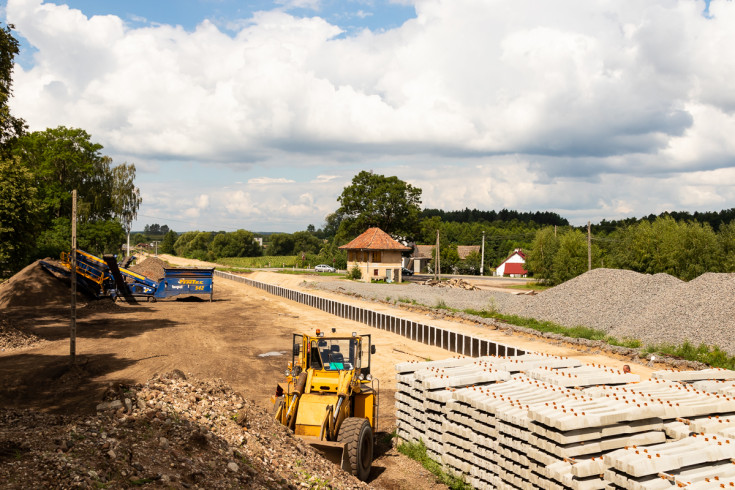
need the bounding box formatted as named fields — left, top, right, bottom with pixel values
left=581, top=379, right=735, bottom=487
left=602, top=433, right=735, bottom=488
left=396, top=358, right=735, bottom=489
left=395, top=356, right=514, bottom=458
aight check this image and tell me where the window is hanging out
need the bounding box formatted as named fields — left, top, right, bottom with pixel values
left=374, top=268, right=378, bottom=276
left=372, top=251, right=381, bottom=263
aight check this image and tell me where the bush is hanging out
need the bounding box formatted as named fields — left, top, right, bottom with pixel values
left=347, top=265, right=362, bottom=280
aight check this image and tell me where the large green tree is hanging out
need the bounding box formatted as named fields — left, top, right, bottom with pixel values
left=610, top=216, right=721, bottom=280
left=14, top=127, right=117, bottom=220
left=0, top=158, right=40, bottom=273
left=159, top=230, right=178, bottom=254
left=336, top=171, right=422, bottom=240
left=210, top=230, right=262, bottom=258
left=524, top=227, right=561, bottom=284
left=0, top=24, right=26, bottom=156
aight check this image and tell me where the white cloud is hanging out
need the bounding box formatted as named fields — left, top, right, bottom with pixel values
left=7, top=0, right=735, bottom=231
left=311, top=174, right=338, bottom=183
left=247, top=177, right=296, bottom=184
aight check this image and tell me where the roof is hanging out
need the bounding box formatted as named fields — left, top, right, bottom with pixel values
left=339, top=227, right=412, bottom=251
left=456, top=245, right=481, bottom=260
left=415, top=245, right=435, bottom=258
left=503, top=262, right=528, bottom=275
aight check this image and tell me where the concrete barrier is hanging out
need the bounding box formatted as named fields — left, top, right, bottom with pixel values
left=215, top=270, right=526, bottom=359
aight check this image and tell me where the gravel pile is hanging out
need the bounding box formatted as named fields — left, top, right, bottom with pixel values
left=0, top=318, right=45, bottom=352
left=310, top=269, right=735, bottom=355
left=0, top=370, right=366, bottom=489
left=127, top=256, right=168, bottom=282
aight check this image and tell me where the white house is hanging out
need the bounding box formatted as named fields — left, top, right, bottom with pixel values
left=495, top=249, right=528, bottom=277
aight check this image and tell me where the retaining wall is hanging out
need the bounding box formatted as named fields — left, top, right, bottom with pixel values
left=215, top=270, right=526, bottom=358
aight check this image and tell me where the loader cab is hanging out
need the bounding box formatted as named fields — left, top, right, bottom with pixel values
left=292, top=331, right=375, bottom=379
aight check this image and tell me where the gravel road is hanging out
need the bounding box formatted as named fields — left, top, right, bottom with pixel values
left=310, top=268, right=735, bottom=355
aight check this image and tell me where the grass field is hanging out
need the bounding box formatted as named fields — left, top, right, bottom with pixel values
left=216, top=256, right=301, bottom=268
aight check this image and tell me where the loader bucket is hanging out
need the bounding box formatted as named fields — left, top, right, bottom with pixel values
left=300, top=437, right=349, bottom=472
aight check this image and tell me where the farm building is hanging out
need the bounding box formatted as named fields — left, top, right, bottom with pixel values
left=495, top=248, right=528, bottom=277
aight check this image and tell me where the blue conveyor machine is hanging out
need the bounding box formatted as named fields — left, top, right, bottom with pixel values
left=40, top=249, right=214, bottom=302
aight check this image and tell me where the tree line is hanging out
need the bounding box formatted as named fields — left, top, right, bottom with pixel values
left=526, top=214, right=735, bottom=284
left=1, top=25, right=141, bottom=276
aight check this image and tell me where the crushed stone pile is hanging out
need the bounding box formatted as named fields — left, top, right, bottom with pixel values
left=312, top=268, right=735, bottom=355
left=0, top=318, right=44, bottom=352
left=0, top=260, right=87, bottom=309
left=127, top=256, right=167, bottom=282
left=0, top=371, right=367, bottom=489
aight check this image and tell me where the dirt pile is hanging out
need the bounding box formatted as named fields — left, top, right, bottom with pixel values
left=0, top=371, right=367, bottom=489
left=127, top=256, right=167, bottom=282
left=0, top=260, right=87, bottom=309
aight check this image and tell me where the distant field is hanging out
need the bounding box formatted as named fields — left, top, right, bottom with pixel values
left=216, top=256, right=300, bottom=268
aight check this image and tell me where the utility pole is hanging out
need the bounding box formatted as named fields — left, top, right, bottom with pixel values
left=70, top=190, right=77, bottom=365
left=435, top=229, right=441, bottom=281
left=587, top=221, right=592, bottom=271
left=480, top=231, right=485, bottom=276
left=153, top=241, right=160, bottom=256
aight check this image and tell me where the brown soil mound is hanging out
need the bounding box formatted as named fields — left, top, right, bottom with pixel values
left=0, top=260, right=87, bottom=309
left=127, top=256, right=167, bottom=282
left=0, top=371, right=367, bottom=489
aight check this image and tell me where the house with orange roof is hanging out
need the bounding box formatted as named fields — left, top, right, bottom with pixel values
left=339, top=227, right=412, bottom=282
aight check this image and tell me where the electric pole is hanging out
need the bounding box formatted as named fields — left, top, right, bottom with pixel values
left=480, top=231, right=485, bottom=276
left=587, top=221, right=592, bottom=271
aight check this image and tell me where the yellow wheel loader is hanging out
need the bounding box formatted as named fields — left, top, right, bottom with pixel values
left=272, top=329, right=379, bottom=481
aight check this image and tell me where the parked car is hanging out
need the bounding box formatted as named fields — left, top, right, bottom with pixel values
left=315, top=264, right=336, bottom=273
left=401, top=267, right=414, bottom=276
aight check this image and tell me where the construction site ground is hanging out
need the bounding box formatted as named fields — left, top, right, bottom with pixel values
left=0, top=255, right=656, bottom=488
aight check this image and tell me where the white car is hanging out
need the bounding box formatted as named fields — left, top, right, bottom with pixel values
left=314, top=264, right=336, bottom=273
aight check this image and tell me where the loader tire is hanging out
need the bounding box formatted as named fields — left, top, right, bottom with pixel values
left=338, top=417, right=373, bottom=481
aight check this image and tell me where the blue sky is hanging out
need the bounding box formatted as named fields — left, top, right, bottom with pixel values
left=5, top=0, right=735, bottom=233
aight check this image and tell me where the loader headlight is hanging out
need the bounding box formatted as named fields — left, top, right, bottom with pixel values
left=284, top=369, right=290, bottom=376
left=358, top=373, right=364, bottom=381
left=366, top=374, right=372, bottom=381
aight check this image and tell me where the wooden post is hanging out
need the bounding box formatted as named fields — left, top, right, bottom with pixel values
left=587, top=220, right=592, bottom=272
left=480, top=231, right=485, bottom=276
left=435, top=230, right=441, bottom=282
left=70, top=190, right=77, bottom=365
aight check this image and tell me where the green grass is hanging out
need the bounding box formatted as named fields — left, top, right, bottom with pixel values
left=643, top=342, right=735, bottom=370
left=214, top=267, right=253, bottom=273
left=216, top=255, right=300, bottom=268
left=397, top=440, right=472, bottom=490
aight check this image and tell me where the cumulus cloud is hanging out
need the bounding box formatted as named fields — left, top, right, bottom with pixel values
left=6, top=0, right=735, bottom=230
